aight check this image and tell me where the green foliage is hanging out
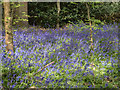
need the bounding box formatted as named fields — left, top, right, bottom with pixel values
left=2, top=24, right=119, bottom=88
left=28, top=2, right=120, bottom=28
left=2, top=2, right=120, bottom=29
left=2, top=2, right=29, bottom=30
left=91, top=2, right=120, bottom=23
left=2, top=1, right=119, bottom=89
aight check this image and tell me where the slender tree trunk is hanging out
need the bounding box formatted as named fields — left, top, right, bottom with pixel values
left=86, top=5, right=95, bottom=87
left=0, top=3, right=2, bottom=30
left=4, top=1, right=13, bottom=55
left=56, top=0, right=60, bottom=29
left=13, top=2, right=28, bottom=29
left=86, top=3, right=93, bottom=50
left=19, top=2, right=28, bottom=28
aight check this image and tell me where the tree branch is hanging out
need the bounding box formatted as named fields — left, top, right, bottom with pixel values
left=33, top=61, right=55, bottom=76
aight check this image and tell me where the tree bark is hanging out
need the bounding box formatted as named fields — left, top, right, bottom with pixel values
left=13, top=2, right=28, bottom=29
left=86, top=3, right=93, bottom=50
left=56, top=0, right=60, bottom=29
left=4, top=1, right=13, bottom=55
left=0, top=3, right=2, bottom=30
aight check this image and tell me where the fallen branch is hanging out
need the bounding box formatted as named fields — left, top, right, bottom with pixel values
left=33, top=61, right=55, bottom=76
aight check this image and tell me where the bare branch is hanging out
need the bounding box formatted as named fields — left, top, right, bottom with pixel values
left=33, top=61, right=55, bottom=76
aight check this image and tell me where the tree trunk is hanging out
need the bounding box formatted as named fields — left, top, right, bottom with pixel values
left=86, top=3, right=93, bottom=50
left=0, top=3, right=2, bottom=30
left=13, top=2, right=28, bottom=29
left=56, top=0, right=60, bottom=29
left=4, top=1, right=13, bottom=55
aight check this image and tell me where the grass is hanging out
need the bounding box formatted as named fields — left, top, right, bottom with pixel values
left=1, top=22, right=119, bottom=89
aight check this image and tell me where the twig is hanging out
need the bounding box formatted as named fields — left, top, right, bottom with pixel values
left=33, top=61, right=55, bottom=76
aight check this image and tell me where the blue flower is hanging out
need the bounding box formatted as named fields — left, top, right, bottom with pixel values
left=20, top=80, right=23, bottom=83
left=85, top=63, right=89, bottom=70
left=105, top=83, right=108, bottom=87
left=66, top=70, right=69, bottom=74
left=59, top=79, right=63, bottom=83
left=41, top=77, right=44, bottom=80
left=16, top=76, right=21, bottom=81
left=88, top=85, right=92, bottom=88
left=12, top=84, right=16, bottom=88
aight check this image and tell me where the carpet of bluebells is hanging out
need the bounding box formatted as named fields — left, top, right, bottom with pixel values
left=1, top=22, right=119, bottom=89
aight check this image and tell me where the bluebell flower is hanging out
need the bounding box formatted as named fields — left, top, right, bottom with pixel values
left=41, top=77, right=44, bottom=80
left=105, top=83, right=108, bottom=87
left=28, top=62, right=33, bottom=67
left=85, top=63, right=89, bottom=70
left=16, top=76, right=21, bottom=81
left=20, top=80, right=23, bottom=83
left=88, top=85, right=92, bottom=88
left=13, top=74, right=16, bottom=78
left=66, top=70, right=69, bottom=74
left=26, top=71, right=28, bottom=73
left=12, top=84, right=16, bottom=88
left=107, top=70, right=109, bottom=73
left=59, top=79, right=63, bottom=83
